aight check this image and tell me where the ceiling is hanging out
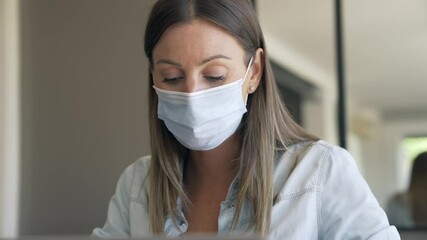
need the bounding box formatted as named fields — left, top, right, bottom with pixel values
left=258, top=0, right=427, bottom=116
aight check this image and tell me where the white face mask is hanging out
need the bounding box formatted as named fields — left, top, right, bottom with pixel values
left=153, top=58, right=253, bottom=151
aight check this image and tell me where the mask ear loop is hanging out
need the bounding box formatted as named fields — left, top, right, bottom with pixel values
left=243, top=56, right=254, bottom=104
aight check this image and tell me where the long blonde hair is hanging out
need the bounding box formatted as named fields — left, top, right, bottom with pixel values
left=144, top=0, right=318, bottom=235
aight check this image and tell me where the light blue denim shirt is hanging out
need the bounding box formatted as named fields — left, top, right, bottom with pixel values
left=92, top=140, right=400, bottom=239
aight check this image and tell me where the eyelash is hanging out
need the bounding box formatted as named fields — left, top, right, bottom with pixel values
left=163, top=77, right=182, bottom=83
left=162, top=75, right=225, bottom=83
left=205, top=75, right=225, bottom=82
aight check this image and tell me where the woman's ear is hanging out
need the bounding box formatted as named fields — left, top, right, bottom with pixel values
left=247, top=48, right=264, bottom=93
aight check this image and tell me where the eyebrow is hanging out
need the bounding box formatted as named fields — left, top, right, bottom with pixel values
left=155, top=54, right=232, bottom=67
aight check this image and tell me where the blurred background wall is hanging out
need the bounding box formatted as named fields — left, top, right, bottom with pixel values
left=2, top=0, right=155, bottom=236
left=0, top=0, right=426, bottom=237
left=18, top=0, right=156, bottom=235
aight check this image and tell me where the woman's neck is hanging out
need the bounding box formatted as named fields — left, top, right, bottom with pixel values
left=185, top=132, right=241, bottom=187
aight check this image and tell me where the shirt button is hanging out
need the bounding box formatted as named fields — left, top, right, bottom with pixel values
left=228, top=203, right=235, bottom=208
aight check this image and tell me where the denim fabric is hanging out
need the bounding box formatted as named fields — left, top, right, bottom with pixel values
left=92, top=140, right=400, bottom=239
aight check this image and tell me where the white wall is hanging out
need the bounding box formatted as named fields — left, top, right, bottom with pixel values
left=0, top=0, right=21, bottom=237
left=356, top=118, right=390, bottom=207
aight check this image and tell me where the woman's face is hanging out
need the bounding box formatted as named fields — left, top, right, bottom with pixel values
left=152, top=19, right=255, bottom=95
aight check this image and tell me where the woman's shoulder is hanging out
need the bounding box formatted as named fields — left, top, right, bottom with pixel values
left=121, top=155, right=151, bottom=182
left=273, top=140, right=358, bottom=198
left=287, top=139, right=347, bottom=156
left=129, top=155, right=152, bottom=174
left=274, top=140, right=398, bottom=238
left=91, top=156, right=152, bottom=237
left=118, top=155, right=152, bottom=204
left=277, top=140, right=353, bottom=170
left=286, top=139, right=355, bottom=167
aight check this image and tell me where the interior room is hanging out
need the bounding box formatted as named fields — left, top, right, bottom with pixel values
left=1, top=0, right=426, bottom=239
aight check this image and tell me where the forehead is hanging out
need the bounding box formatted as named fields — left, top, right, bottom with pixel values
left=152, top=19, right=245, bottom=63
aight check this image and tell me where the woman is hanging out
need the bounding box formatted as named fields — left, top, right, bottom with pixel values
left=93, top=0, right=400, bottom=238
left=387, top=152, right=427, bottom=228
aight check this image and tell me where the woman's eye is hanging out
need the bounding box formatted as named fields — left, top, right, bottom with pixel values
left=205, top=75, right=225, bottom=82
left=162, top=77, right=183, bottom=83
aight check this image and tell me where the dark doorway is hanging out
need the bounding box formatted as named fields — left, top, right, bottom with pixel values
left=271, top=61, right=315, bottom=126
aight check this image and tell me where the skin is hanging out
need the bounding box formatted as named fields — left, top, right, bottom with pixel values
left=152, top=19, right=264, bottom=233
